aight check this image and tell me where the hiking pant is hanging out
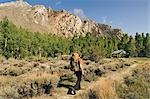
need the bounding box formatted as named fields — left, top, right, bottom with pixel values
left=74, top=71, right=82, bottom=90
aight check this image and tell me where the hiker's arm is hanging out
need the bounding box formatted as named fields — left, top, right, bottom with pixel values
left=80, top=64, right=84, bottom=74
left=79, top=59, right=84, bottom=74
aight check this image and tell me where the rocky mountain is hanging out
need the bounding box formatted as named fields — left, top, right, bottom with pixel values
left=0, top=0, right=123, bottom=38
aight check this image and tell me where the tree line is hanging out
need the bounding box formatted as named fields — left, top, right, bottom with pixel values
left=0, top=18, right=149, bottom=59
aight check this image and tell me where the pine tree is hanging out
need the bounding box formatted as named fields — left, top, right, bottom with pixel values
left=126, top=36, right=136, bottom=57
left=118, top=34, right=129, bottom=50
left=143, top=33, right=150, bottom=57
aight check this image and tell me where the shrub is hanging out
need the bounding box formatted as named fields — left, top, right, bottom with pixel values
left=116, top=65, right=150, bottom=99
left=0, top=86, right=19, bottom=99
left=87, top=78, right=118, bottom=99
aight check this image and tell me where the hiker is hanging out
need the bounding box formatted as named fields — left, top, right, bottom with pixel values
left=70, top=52, right=84, bottom=90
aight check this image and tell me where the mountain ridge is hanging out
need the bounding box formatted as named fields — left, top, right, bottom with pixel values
left=0, top=0, right=123, bottom=38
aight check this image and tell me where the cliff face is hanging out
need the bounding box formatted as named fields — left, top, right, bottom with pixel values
left=0, top=1, right=123, bottom=38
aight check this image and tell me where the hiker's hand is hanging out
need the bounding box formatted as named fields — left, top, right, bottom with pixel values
left=82, top=70, right=84, bottom=75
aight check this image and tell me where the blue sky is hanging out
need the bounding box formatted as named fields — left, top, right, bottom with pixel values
left=0, top=0, right=149, bottom=35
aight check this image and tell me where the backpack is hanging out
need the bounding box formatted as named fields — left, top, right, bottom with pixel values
left=70, top=57, right=81, bottom=71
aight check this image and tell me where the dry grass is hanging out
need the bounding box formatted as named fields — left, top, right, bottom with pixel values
left=0, top=57, right=149, bottom=99
left=116, top=60, right=150, bottom=99
left=88, top=78, right=118, bottom=99
left=18, top=71, right=59, bottom=85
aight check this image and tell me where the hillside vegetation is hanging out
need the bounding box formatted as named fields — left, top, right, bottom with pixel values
left=0, top=18, right=149, bottom=60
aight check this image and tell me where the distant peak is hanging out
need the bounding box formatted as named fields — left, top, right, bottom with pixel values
left=0, top=0, right=31, bottom=7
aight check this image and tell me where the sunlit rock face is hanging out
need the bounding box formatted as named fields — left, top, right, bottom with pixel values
left=0, top=1, right=123, bottom=38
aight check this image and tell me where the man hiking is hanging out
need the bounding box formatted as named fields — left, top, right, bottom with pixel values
left=70, top=52, right=84, bottom=90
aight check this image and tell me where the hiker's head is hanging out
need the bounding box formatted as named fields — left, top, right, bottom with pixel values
left=73, top=52, right=79, bottom=60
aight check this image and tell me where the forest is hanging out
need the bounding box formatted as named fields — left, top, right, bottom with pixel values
left=0, top=17, right=149, bottom=59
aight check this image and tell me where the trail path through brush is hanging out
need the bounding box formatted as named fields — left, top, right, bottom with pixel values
left=52, top=60, right=143, bottom=99
left=105, top=63, right=138, bottom=81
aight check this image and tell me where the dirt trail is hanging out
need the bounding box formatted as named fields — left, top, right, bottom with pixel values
left=86, top=61, right=150, bottom=99
left=52, top=61, right=142, bottom=99
left=30, top=59, right=150, bottom=99
left=0, top=58, right=149, bottom=99
left=106, top=63, right=138, bottom=81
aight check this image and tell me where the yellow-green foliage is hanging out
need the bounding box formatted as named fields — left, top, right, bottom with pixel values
left=0, top=18, right=149, bottom=60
